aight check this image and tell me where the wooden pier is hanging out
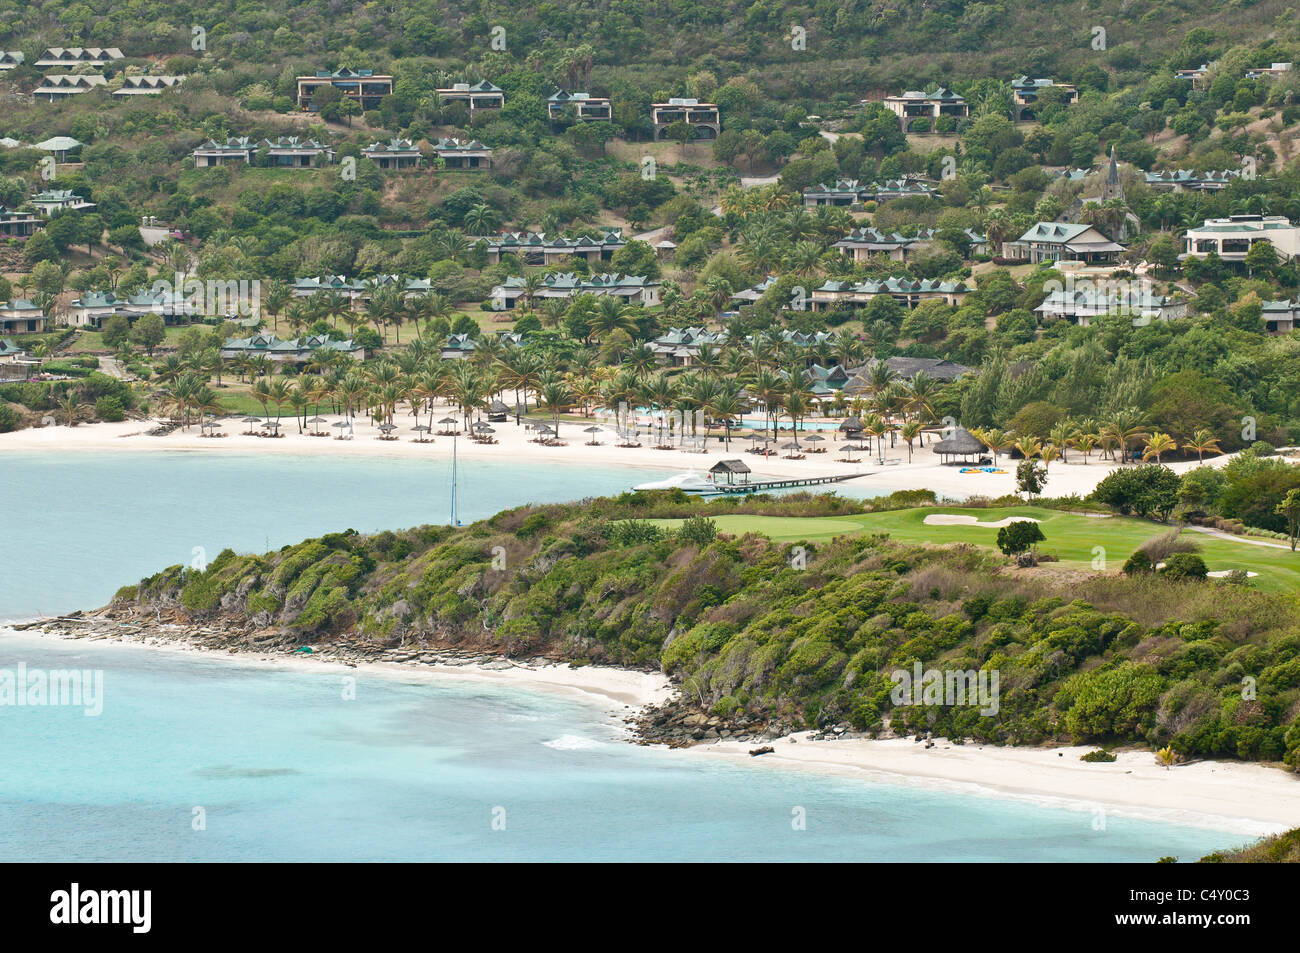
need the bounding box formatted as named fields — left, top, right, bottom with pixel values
left=705, top=474, right=864, bottom=495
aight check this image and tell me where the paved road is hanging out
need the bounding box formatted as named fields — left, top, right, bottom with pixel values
left=1186, top=525, right=1293, bottom=551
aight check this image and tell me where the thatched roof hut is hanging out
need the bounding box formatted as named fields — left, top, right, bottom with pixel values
left=932, top=425, right=987, bottom=463
left=709, top=458, right=752, bottom=484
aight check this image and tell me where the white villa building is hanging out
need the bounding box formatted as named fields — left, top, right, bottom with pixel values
left=1181, top=215, right=1300, bottom=262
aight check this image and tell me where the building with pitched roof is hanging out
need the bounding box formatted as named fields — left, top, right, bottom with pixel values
left=193, top=137, right=255, bottom=167
left=833, top=226, right=987, bottom=262
left=361, top=138, right=422, bottom=169
left=33, top=74, right=107, bottom=101
left=30, top=189, right=95, bottom=214
left=35, top=47, right=123, bottom=68
left=437, top=80, right=505, bottom=114
left=478, top=229, right=625, bottom=265
left=262, top=137, right=334, bottom=167
left=1035, top=287, right=1187, bottom=327
left=221, top=332, right=365, bottom=363
left=490, top=272, right=660, bottom=310
left=1003, top=221, right=1125, bottom=263
left=1261, top=300, right=1300, bottom=335
left=883, top=89, right=968, bottom=130
left=0, top=51, right=25, bottom=70
left=810, top=277, right=971, bottom=311
left=547, top=90, right=611, bottom=121
left=113, top=75, right=185, bottom=97
left=289, top=275, right=430, bottom=306
left=1144, top=169, right=1239, bottom=192
left=1010, top=77, right=1078, bottom=121
left=0, top=300, right=50, bottom=334
left=0, top=206, right=43, bottom=238
left=801, top=177, right=938, bottom=207
left=432, top=138, right=492, bottom=169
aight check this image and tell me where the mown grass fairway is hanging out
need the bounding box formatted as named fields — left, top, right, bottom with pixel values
left=653, top=506, right=1300, bottom=592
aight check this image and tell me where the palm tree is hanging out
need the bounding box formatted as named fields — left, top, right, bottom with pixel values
left=900, top=419, right=923, bottom=462
left=262, top=279, right=291, bottom=332
left=1014, top=435, right=1043, bottom=460
left=1049, top=423, right=1076, bottom=464
left=448, top=362, right=487, bottom=429
left=1185, top=428, right=1221, bottom=462
left=288, top=383, right=311, bottom=433
left=1142, top=431, right=1177, bottom=463
left=58, top=390, right=83, bottom=426
left=750, top=367, right=785, bottom=442
left=464, top=203, right=497, bottom=235
left=980, top=427, right=1013, bottom=464
left=536, top=374, right=573, bottom=440
left=1075, top=432, right=1098, bottom=464
left=708, top=379, right=746, bottom=449
left=1102, top=410, right=1148, bottom=464
left=265, top=377, right=292, bottom=423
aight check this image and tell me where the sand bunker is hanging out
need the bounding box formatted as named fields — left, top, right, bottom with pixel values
left=923, top=514, right=1042, bottom=528
left=1207, top=569, right=1260, bottom=578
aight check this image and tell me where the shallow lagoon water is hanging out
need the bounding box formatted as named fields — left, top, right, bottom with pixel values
left=0, top=450, right=1245, bottom=860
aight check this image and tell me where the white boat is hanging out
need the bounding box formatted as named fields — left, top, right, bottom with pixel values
left=632, top=470, right=717, bottom=493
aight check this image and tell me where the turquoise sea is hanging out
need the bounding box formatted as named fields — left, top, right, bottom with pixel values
left=0, top=450, right=1249, bottom=861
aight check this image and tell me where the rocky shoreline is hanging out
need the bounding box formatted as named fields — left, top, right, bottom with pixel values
left=8, top=605, right=881, bottom=752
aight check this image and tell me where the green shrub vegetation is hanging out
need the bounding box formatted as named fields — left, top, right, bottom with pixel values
left=119, top=491, right=1300, bottom=768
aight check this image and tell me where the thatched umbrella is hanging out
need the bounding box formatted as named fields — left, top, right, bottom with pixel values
left=839, top=416, right=864, bottom=434
left=584, top=425, right=604, bottom=446
left=780, top=441, right=803, bottom=459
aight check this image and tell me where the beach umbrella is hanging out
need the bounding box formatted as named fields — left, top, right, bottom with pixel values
left=378, top=422, right=397, bottom=432
left=780, top=441, right=801, bottom=450
left=264, top=420, right=280, bottom=429
left=307, top=417, right=327, bottom=424
left=331, top=420, right=349, bottom=429
left=412, top=425, right=430, bottom=432
left=804, top=434, right=825, bottom=443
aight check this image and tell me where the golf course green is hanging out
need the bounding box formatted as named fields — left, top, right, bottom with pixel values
left=653, top=506, right=1300, bottom=592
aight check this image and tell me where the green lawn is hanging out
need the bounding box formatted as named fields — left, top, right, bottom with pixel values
left=653, top=505, right=1300, bottom=592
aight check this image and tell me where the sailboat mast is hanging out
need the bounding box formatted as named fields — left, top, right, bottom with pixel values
left=451, top=432, right=458, bottom=526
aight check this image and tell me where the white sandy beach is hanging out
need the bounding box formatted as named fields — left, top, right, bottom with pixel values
left=0, top=412, right=1223, bottom=500
left=695, top=732, right=1300, bottom=839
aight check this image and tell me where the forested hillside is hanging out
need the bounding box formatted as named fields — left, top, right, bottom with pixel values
left=112, top=491, right=1300, bottom=768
